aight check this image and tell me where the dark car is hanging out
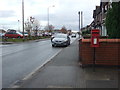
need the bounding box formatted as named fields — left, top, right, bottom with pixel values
left=4, top=32, right=23, bottom=38
left=71, top=33, right=76, bottom=37
left=51, top=34, right=70, bottom=47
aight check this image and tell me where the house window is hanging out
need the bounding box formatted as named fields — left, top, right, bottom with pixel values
left=105, top=5, right=108, bottom=11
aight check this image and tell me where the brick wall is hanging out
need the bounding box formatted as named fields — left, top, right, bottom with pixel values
left=79, top=39, right=120, bottom=66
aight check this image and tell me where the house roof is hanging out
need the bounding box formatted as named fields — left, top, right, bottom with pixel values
left=0, top=29, right=6, bottom=33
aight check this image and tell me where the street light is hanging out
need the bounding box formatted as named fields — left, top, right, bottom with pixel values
left=81, top=11, right=83, bottom=37
left=48, top=5, right=55, bottom=31
left=18, top=20, right=20, bottom=31
left=78, top=11, right=83, bottom=38
left=78, top=11, right=80, bottom=38
left=81, top=11, right=83, bottom=29
left=22, top=0, right=24, bottom=37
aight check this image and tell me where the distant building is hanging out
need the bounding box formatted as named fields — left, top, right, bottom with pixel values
left=60, top=27, right=67, bottom=34
left=92, top=0, right=112, bottom=36
left=0, top=29, right=6, bottom=33
left=53, top=29, right=61, bottom=33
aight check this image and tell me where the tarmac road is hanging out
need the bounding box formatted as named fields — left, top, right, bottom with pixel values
left=2, top=36, right=77, bottom=88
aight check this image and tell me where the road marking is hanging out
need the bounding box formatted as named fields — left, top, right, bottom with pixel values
left=10, top=48, right=62, bottom=88
left=9, top=37, right=78, bottom=88
left=23, top=49, right=62, bottom=80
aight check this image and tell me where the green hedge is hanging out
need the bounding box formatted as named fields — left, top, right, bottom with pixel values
left=106, top=2, right=120, bottom=38
left=2, top=36, right=51, bottom=42
left=82, top=30, right=91, bottom=35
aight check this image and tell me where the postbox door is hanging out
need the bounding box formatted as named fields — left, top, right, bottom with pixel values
left=91, top=29, right=100, bottom=47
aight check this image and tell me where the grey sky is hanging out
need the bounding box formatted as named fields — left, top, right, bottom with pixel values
left=0, top=0, right=100, bottom=31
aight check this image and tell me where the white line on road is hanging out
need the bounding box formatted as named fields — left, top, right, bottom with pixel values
left=9, top=37, right=79, bottom=88
left=10, top=48, right=62, bottom=88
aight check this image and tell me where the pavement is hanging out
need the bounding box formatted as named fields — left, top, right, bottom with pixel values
left=12, top=39, right=119, bottom=89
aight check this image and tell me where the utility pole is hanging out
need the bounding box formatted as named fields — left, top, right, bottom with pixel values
left=78, top=11, right=80, bottom=38
left=22, top=0, right=25, bottom=40
left=48, top=7, right=49, bottom=31
left=47, top=5, right=55, bottom=31
left=18, top=20, right=20, bottom=31
left=81, top=11, right=83, bottom=37
left=81, top=11, right=83, bottom=29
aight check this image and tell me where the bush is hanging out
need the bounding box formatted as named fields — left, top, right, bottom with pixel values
left=106, top=2, right=120, bottom=38
left=82, top=30, right=91, bottom=36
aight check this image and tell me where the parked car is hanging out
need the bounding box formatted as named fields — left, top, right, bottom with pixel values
left=21, top=32, right=28, bottom=37
left=51, top=34, right=70, bottom=47
left=43, top=32, right=52, bottom=36
left=4, top=32, right=23, bottom=38
left=0, top=33, right=5, bottom=38
left=71, top=33, right=76, bottom=37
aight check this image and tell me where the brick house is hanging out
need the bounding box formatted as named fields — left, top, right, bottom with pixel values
left=0, top=29, right=6, bottom=33
left=60, top=27, right=67, bottom=34
left=92, top=0, right=112, bottom=36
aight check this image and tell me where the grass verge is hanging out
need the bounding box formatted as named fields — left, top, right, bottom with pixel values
left=1, top=36, right=51, bottom=43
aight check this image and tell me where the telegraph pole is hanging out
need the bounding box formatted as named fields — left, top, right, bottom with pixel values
left=81, top=11, right=83, bottom=29
left=81, top=11, right=83, bottom=38
left=22, top=0, right=25, bottom=40
left=48, top=7, right=49, bottom=31
left=78, top=11, right=80, bottom=38
left=47, top=5, right=55, bottom=31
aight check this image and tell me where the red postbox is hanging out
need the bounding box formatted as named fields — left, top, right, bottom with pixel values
left=91, top=29, right=100, bottom=47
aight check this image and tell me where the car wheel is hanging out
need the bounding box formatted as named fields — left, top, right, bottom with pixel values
left=69, top=42, right=70, bottom=45
left=68, top=42, right=70, bottom=46
left=17, top=36, right=21, bottom=38
left=52, top=44, right=55, bottom=47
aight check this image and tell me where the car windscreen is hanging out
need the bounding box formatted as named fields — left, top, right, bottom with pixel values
left=17, top=32, right=23, bottom=35
left=55, top=34, right=67, bottom=38
left=20, top=32, right=28, bottom=34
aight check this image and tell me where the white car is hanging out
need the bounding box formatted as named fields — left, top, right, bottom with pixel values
left=51, top=34, right=70, bottom=47
left=0, top=33, right=5, bottom=38
left=21, top=32, right=28, bottom=37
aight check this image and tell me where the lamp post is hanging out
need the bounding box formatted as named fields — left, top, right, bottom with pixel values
left=18, top=20, right=20, bottom=31
left=81, top=11, right=83, bottom=29
left=78, top=11, right=80, bottom=38
left=81, top=11, right=83, bottom=37
left=48, top=5, right=55, bottom=31
left=22, top=0, right=25, bottom=40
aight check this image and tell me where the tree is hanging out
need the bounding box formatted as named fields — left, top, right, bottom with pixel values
left=60, top=26, right=67, bottom=34
left=44, top=24, right=54, bottom=33
left=25, top=17, right=41, bottom=36
left=105, top=2, right=120, bottom=38
left=25, top=19, right=32, bottom=36
left=32, top=19, right=41, bottom=36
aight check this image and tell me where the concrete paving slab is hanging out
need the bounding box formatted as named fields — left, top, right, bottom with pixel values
left=19, top=39, right=119, bottom=88
left=86, top=80, right=118, bottom=88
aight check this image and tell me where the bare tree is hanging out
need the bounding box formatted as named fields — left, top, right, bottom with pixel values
left=25, top=17, right=41, bottom=37
left=32, top=19, right=41, bottom=36
left=25, top=18, right=32, bottom=36
left=44, top=24, right=54, bottom=33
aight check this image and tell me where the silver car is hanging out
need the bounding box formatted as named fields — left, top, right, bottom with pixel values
left=51, top=34, right=70, bottom=47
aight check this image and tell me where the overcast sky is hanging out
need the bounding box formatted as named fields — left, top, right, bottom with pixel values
left=0, top=0, right=100, bottom=31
